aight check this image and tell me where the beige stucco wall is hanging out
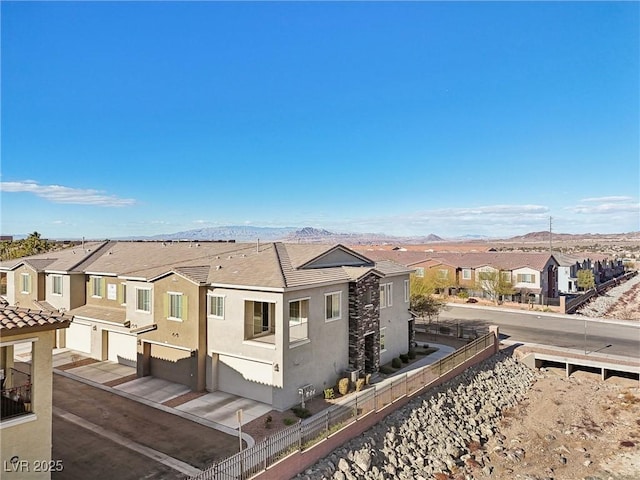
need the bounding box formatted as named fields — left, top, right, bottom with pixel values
left=126, top=280, right=155, bottom=328
left=0, top=330, right=57, bottom=480
left=379, top=274, right=411, bottom=366
left=206, top=287, right=284, bottom=400
left=84, top=275, right=122, bottom=308
left=512, top=267, right=540, bottom=290
left=274, top=283, right=351, bottom=410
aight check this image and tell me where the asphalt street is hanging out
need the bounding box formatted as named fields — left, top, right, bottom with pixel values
left=436, top=305, right=640, bottom=358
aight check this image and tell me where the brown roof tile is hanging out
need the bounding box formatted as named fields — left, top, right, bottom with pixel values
left=0, top=306, right=72, bottom=334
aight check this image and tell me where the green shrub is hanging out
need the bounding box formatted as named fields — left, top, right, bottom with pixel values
left=264, top=415, right=273, bottom=428
left=380, top=366, right=395, bottom=375
left=283, top=418, right=296, bottom=426
left=355, top=378, right=366, bottom=392
left=408, top=349, right=416, bottom=360
left=338, top=377, right=350, bottom=395
left=292, top=406, right=312, bottom=419
left=457, top=291, right=469, bottom=299
left=391, top=357, right=402, bottom=369
left=400, top=353, right=409, bottom=363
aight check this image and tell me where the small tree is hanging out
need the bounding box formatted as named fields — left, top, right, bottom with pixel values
left=476, top=269, right=515, bottom=304
left=577, top=269, right=595, bottom=292
left=410, top=293, right=446, bottom=323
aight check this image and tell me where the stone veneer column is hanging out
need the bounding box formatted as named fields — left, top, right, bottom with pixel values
left=348, top=274, right=381, bottom=374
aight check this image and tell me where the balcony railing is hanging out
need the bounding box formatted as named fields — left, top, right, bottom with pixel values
left=1, top=383, right=32, bottom=420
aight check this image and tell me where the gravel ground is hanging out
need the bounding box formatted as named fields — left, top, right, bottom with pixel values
left=577, top=274, right=640, bottom=320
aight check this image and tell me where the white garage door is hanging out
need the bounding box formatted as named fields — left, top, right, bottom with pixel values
left=107, top=331, right=137, bottom=367
left=66, top=322, right=92, bottom=354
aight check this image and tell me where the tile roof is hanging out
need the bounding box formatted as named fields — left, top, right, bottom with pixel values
left=67, top=305, right=127, bottom=325
left=0, top=306, right=72, bottom=334
left=3, top=241, right=413, bottom=291
left=0, top=241, right=109, bottom=273
left=427, top=252, right=557, bottom=272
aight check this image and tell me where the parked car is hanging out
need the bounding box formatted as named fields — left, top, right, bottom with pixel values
left=466, top=297, right=478, bottom=303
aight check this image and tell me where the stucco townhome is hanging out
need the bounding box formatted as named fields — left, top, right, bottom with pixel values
left=1, top=306, right=72, bottom=480
left=1, top=242, right=413, bottom=411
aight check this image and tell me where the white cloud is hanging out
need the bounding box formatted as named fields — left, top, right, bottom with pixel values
left=580, top=196, right=634, bottom=203
left=0, top=180, right=136, bottom=207
left=566, top=197, right=639, bottom=215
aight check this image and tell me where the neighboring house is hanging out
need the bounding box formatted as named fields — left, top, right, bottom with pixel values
left=556, top=253, right=626, bottom=294
left=0, top=242, right=412, bottom=411
left=356, top=249, right=561, bottom=303
left=0, top=306, right=72, bottom=479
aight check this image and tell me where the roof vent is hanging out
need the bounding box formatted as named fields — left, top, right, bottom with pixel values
left=228, top=255, right=232, bottom=259
left=216, top=265, right=222, bottom=270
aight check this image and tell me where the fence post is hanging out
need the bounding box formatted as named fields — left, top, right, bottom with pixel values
left=298, top=421, right=303, bottom=452
left=489, top=325, right=500, bottom=353
left=325, top=410, right=330, bottom=439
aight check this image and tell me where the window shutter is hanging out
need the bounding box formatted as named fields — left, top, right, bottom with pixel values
left=27, top=274, right=32, bottom=293
left=117, top=284, right=123, bottom=304
left=164, top=294, right=169, bottom=318
left=182, top=295, right=188, bottom=320
left=101, top=279, right=106, bottom=298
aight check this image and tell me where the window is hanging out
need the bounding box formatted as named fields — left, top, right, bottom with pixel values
left=404, top=280, right=409, bottom=303
left=380, top=327, right=387, bottom=352
left=136, top=288, right=151, bottom=313
left=21, top=273, right=31, bottom=294
left=208, top=294, right=224, bottom=319
left=462, top=269, right=472, bottom=280
left=52, top=275, right=63, bottom=295
left=415, top=267, right=425, bottom=278
left=325, top=292, right=341, bottom=321
left=251, top=301, right=274, bottom=336
left=90, top=276, right=104, bottom=298
left=380, top=283, right=393, bottom=308
left=168, top=292, right=184, bottom=320
left=289, top=298, right=309, bottom=342
left=517, top=274, right=536, bottom=284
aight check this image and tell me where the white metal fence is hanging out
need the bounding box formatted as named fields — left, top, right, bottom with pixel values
left=188, top=332, right=495, bottom=480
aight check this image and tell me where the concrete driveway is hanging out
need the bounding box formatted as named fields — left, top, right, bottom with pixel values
left=52, top=375, right=241, bottom=480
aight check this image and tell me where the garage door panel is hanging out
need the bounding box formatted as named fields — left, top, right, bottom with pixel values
left=66, top=323, right=91, bottom=353
left=149, top=344, right=192, bottom=387
left=107, top=331, right=137, bottom=367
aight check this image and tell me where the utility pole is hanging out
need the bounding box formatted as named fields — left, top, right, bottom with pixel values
left=549, top=216, right=553, bottom=253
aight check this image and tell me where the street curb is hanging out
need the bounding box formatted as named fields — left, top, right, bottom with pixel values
left=54, top=368, right=256, bottom=447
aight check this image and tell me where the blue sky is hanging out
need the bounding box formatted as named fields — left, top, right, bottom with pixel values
left=1, top=2, right=638, bottom=240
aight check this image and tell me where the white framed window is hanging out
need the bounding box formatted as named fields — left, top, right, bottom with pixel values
left=415, top=267, right=425, bottom=278
left=52, top=275, right=63, bottom=295
left=380, top=283, right=393, bottom=308
left=136, top=288, right=152, bottom=313
left=21, top=273, right=31, bottom=294
left=247, top=300, right=275, bottom=337
left=380, top=327, right=387, bottom=352
left=404, top=279, right=409, bottom=303
left=90, top=276, right=104, bottom=298
left=167, top=292, right=184, bottom=320
left=289, top=298, right=309, bottom=343
left=517, top=273, right=536, bottom=284
left=208, top=294, right=225, bottom=319
left=325, top=291, right=341, bottom=322
left=462, top=269, right=472, bottom=280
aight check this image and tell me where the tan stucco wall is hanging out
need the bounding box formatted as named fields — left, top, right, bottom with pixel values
left=126, top=280, right=154, bottom=328
left=84, top=275, right=122, bottom=308
left=12, top=265, right=38, bottom=308
left=1, top=330, right=57, bottom=480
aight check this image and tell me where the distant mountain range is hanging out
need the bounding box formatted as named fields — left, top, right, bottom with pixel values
left=113, top=226, right=640, bottom=244
left=131, top=226, right=446, bottom=244
left=5, top=227, right=638, bottom=244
